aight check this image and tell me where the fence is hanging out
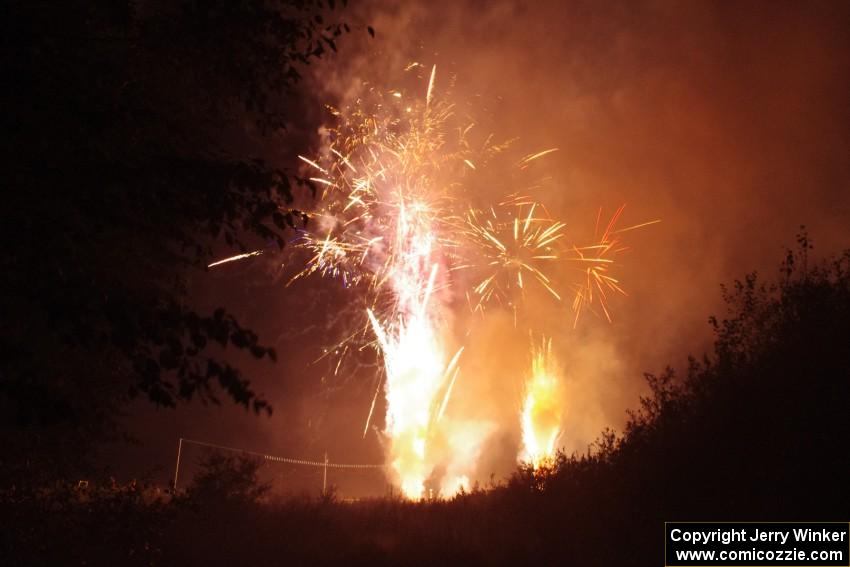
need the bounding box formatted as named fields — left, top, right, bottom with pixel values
left=173, top=437, right=385, bottom=495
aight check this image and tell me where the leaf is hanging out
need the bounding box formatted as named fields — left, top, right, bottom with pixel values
left=159, top=349, right=179, bottom=370
left=230, top=330, right=248, bottom=348
left=191, top=333, right=207, bottom=349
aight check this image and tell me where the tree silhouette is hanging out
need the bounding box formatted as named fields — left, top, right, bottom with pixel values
left=515, top=236, right=850, bottom=564
left=185, top=453, right=269, bottom=506
left=2, top=237, right=848, bottom=567
left=0, top=0, right=353, bottom=482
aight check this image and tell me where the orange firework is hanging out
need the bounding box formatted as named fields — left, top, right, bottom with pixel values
left=567, top=205, right=660, bottom=327
left=290, top=64, right=657, bottom=498
left=453, top=201, right=564, bottom=314
left=520, top=336, right=564, bottom=469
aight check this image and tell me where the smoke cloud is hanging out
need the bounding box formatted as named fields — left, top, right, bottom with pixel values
left=115, top=0, right=850, bottom=496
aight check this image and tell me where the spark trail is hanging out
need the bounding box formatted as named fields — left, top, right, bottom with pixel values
left=289, top=64, right=656, bottom=496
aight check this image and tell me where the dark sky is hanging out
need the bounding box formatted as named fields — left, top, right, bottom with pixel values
left=106, top=0, right=850, bottom=497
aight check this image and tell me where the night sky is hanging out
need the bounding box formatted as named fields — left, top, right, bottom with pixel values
left=105, top=0, right=850, bottom=497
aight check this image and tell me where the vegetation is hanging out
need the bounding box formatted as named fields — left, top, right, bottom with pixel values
left=3, top=241, right=847, bottom=565
left=1, top=0, right=351, bottom=484
left=2, top=1, right=847, bottom=564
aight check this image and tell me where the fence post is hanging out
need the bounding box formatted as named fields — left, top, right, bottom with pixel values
left=322, top=451, right=328, bottom=496
left=172, top=437, right=183, bottom=491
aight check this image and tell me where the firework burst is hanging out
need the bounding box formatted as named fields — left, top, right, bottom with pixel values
left=566, top=206, right=660, bottom=327
left=286, top=65, right=656, bottom=496
left=453, top=201, right=565, bottom=315
left=520, top=336, right=564, bottom=470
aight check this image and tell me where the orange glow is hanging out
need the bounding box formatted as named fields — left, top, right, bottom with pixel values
left=292, top=65, right=654, bottom=497
left=520, top=338, right=564, bottom=469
